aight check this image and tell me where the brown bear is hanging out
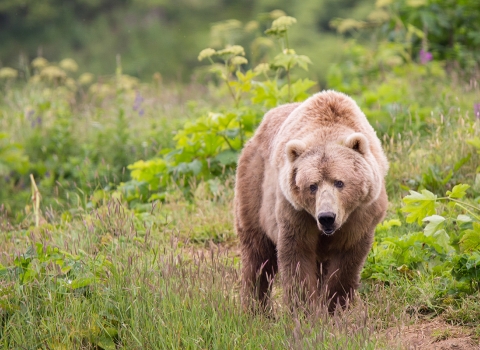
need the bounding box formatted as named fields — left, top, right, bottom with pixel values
left=234, top=90, right=388, bottom=312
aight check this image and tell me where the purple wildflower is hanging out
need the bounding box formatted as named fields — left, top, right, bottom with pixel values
left=419, top=49, right=433, bottom=64
left=30, top=116, right=42, bottom=128
left=133, top=91, right=144, bottom=111
left=474, top=103, right=480, bottom=119
left=133, top=91, right=145, bottom=116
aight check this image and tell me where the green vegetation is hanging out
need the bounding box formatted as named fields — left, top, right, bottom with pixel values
left=1, top=1, right=480, bottom=348
left=0, top=0, right=376, bottom=83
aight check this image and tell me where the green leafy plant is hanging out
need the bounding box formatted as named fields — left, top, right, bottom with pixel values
left=364, top=184, right=480, bottom=293
left=414, top=155, right=471, bottom=194
left=326, top=0, right=480, bottom=137
left=0, top=241, right=118, bottom=349
left=0, top=55, right=181, bottom=222
left=1, top=242, right=113, bottom=290
left=0, top=133, right=29, bottom=177
left=331, top=0, right=480, bottom=70
left=123, top=15, right=316, bottom=203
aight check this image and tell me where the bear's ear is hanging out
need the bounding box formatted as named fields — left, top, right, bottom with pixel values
left=345, top=133, right=369, bottom=155
left=286, top=140, right=307, bottom=163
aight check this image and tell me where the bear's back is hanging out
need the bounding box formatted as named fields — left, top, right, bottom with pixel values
left=246, top=102, right=302, bottom=158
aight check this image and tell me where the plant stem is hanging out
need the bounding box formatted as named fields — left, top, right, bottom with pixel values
left=287, top=68, right=291, bottom=102
left=438, top=197, right=480, bottom=212
left=284, top=32, right=291, bottom=101
left=224, top=62, right=239, bottom=108
left=452, top=203, right=480, bottom=221
left=436, top=197, right=480, bottom=221
left=220, top=134, right=235, bottom=151
left=227, top=82, right=238, bottom=108
left=30, top=174, right=41, bottom=227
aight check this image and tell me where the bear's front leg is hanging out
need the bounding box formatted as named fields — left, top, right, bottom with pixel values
left=239, top=232, right=278, bottom=312
left=277, top=213, right=319, bottom=309
left=323, top=238, right=373, bottom=312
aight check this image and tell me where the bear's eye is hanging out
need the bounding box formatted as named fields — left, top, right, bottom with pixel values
left=309, top=184, right=318, bottom=194
left=334, top=180, right=344, bottom=189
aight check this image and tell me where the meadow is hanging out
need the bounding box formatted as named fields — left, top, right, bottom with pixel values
left=1, top=5, right=480, bottom=350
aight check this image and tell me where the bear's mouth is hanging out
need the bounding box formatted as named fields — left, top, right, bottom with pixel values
left=317, top=223, right=337, bottom=235
left=321, top=227, right=336, bottom=235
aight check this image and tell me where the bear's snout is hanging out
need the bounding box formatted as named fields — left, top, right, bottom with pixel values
left=317, top=211, right=336, bottom=234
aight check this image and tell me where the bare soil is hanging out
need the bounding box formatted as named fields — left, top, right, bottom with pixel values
left=384, top=319, right=479, bottom=350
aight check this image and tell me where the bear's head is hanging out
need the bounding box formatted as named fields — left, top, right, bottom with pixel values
left=282, top=133, right=382, bottom=235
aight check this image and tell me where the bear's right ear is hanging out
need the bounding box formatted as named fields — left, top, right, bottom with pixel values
left=286, top=140, right=307, bottom=163
left=345, top=133, right=369, bottom=155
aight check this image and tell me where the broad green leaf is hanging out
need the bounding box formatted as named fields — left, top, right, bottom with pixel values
left=61, top=265, right=72, bottom=274
left=172, top=161, right=202, bottom=176
left=459, top=223, right=480, bottom=252
left=465, top=252, right=480, bottom=270
left=423, top=215, right=445, bottom=236
left=296, top=55, right=312, bottom=71
left=215, top=150, right=238, bottom=166
left=376, top=218, right=402, bottom=231
left=95, top=336, right=116, bottom=350
left=452, top=252, right=480, bottom=283
left=272, top=53, right=295, bottom=70
left=446, top=184, right=470, bottom=199
left=401, top=189, right=437, bottom=225
left=70, top=276, right=95, bottom=289
left=105, top=327, right=119, bottom=338
left=290, top=79, right=316, bottom=101
left=457, top=214, right=472, bottom=224
left=431, top=229, right=450, bottom=252
left=238, top=110, right=259, bottom=132
left=222, top=129, right=240, bottom=139
left=21, top=268, right=37, bottom=283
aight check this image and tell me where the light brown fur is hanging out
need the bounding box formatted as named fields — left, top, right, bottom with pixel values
left=234, top=90, right=388, bottom=311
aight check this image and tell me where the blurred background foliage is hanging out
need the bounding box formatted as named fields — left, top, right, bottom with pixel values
left=0, top=0, right=479, bottom=220
left=2, top=0, right=479, bottom=83
left=0, top=0, right=375, bottom=83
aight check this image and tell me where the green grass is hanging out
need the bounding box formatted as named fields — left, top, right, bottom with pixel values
left=1, top=188, right=478, bottom=348
left=0, top=200, right=375, bottom=348
left=0, top=204, right=400, bottom=349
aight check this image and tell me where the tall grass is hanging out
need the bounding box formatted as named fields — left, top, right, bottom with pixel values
left=0, top=198, right=403, bottom=349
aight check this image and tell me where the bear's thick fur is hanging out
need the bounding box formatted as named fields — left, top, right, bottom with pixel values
left=234, top=90, right=388, bottom=311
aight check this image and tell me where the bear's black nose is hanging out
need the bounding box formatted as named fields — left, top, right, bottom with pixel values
left=318, top=212, right=336, bottom=227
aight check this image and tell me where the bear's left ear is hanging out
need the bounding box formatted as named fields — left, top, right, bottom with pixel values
left=345, top=133, right=369, bottom=155
left=286, top=140, right=307, bottom=163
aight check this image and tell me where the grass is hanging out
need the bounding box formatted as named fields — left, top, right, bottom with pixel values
left=1, top=68, right=480, bottom=348
left=0, top=204, right=398, bottom=349
left=1, top=190, right=478, bottom=348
